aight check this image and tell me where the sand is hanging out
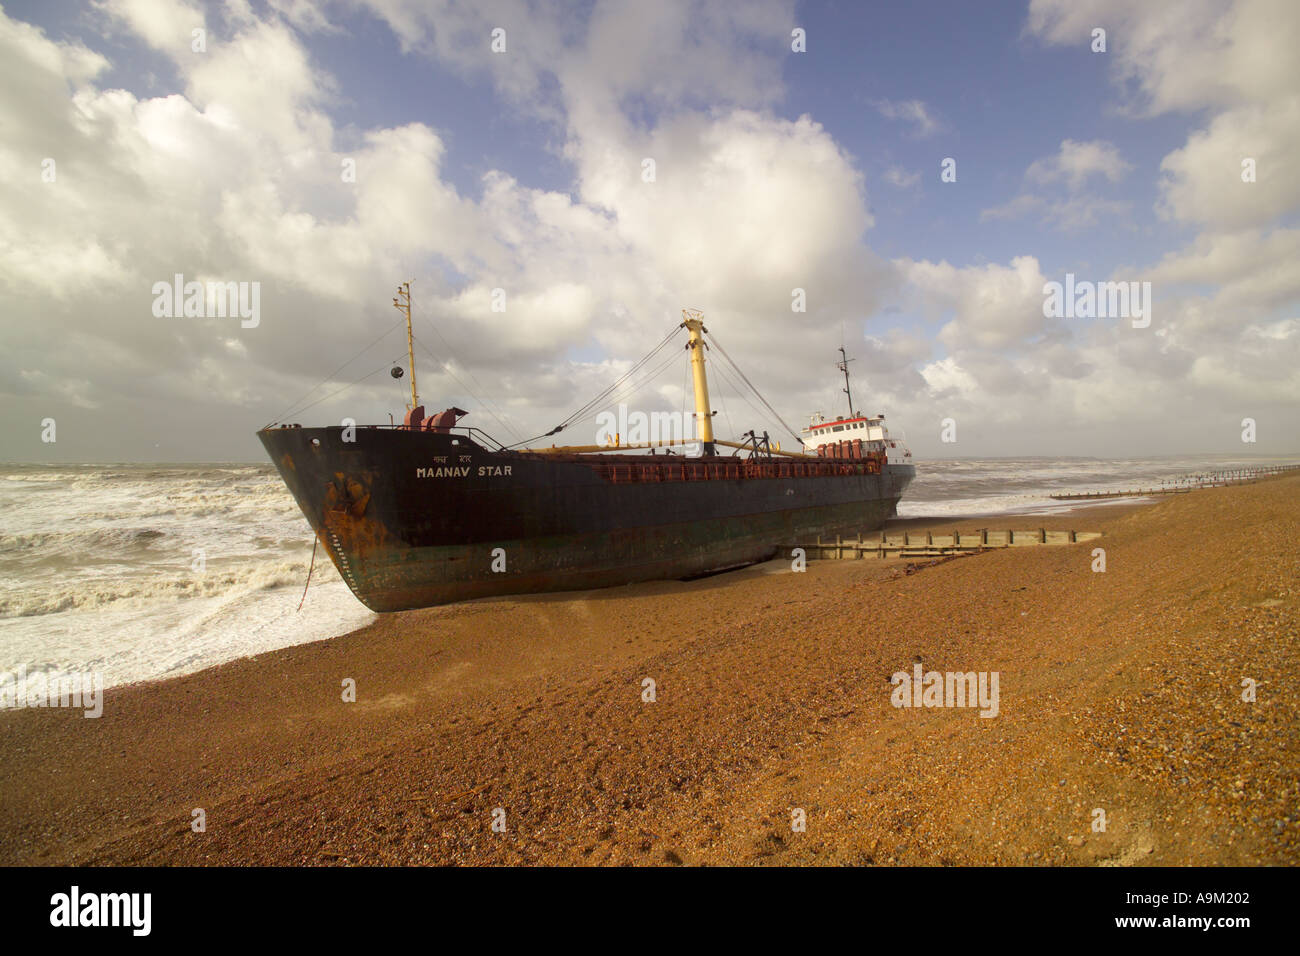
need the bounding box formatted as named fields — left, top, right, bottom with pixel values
left=1, top=477, right=1296, bottom=866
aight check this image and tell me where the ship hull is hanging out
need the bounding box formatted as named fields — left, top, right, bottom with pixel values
left=259, top=426, right=914, bottom=611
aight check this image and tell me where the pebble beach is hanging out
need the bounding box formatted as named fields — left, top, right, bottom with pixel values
left=2, top=474, right=1296, bottom=866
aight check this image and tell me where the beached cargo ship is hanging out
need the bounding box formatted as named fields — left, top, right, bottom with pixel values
left=258, top=294, right=913, bottom=611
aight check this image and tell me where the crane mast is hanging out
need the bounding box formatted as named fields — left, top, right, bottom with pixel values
left=393, top=281, right=417, bottom=411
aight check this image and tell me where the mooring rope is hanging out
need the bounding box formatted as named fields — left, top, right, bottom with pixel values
left=297, top=535, right=318, bottom=612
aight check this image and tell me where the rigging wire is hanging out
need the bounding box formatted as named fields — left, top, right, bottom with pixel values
left=553, top=346, right=684, bottom=435
left=411, top=302, right=526, bottom=444
left=284, top=357, right=404, bottom=420
left=613, top=348, right=685, bottom=411
left=555, top=324, right=681, bottom=431
left=410, top=336, right=525, bottom=444
left=708, top=358, right=779, bottom=441
left=612, top=348, right=684, bottom=404
left=508, top=345, right=685, bottom=450
left=547, top=323, right=682, bottom=436
left=503, top=361, right=678, bottom=450
left=703, top=330, right=804, bottom=444
left=681, top=356, right=689, bottom=438
left=709, top=358, right=737, bottom=441
left=265, top=315, right=408, bottom=427
left=500, top=324, right=683, bottom=450
left=262, top=315, right=803, bottom=454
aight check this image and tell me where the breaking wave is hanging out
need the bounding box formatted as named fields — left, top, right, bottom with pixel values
left=0, top=464, right=376, bottom=688
left=0, top=559, right=316, bottom=618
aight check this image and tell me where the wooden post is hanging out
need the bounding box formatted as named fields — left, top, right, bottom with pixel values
left=980, top=529, right=988, bottom=546
left=1039, top=527, right=1046, bottom=543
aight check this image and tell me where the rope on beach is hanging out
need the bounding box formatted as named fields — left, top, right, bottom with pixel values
left=297, top=536, right=318, bottom=612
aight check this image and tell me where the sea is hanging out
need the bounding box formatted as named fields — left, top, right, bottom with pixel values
left=2, top=455, right=1295, bottom=690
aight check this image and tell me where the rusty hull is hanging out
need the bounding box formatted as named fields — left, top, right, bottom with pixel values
left=258, top=425, right=913, bottom=612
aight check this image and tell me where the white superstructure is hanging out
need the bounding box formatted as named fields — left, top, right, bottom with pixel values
left=800, top=411, right=912, bottom=465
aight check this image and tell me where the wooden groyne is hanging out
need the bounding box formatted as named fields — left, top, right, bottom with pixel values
left=793, top=529, right=1101, bottom=560
left=1049, top=489, right=1188, bottom=501
left=1049, top=464, right=1300, bottom=500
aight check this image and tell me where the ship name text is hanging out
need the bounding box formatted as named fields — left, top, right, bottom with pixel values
left=416, top=465, right=513, bottom=478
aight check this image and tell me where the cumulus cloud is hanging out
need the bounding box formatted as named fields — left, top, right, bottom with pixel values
left=1022, top=0, right=1300, bottom=445
left=896, top=256, right=1054, bottom=351
left=0, top=0, right=1295, bottom=463
left=1143, top=228, right=1300, bottom=314
left=872, top=98, right=940, bottom=137
left=981, top=139, right=1132, bottom=231
left=883, top=166, right=920, bottom=189
left=980, top=193, right=1132, bottom=231
left=0, top=0, right=895, bottom=459
left=97, top=0, right=208, bottom=51
left=1157, top=97, right=1300, bottom=229
left=1026, top=139, right=1132, bottom=190
left=1026, top=0, right=1298, bottom=116
left=1029, top=0, right=1300, bottom=232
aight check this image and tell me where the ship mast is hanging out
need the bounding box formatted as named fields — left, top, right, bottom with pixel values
left=680, top=309, right=716, bottom=455
left=393, top=281, right=418, bottom=410
left=837, top=345, right=855, bottom=417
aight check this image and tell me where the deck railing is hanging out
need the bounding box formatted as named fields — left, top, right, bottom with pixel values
left=590, top=456, right=884, bottom=484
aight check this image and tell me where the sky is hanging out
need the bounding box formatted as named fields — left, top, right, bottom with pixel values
left=1, top=0, right=1297, bottom=462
